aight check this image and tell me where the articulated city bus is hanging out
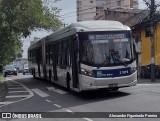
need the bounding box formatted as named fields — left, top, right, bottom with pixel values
left=28, top=20, right=137, bottom=92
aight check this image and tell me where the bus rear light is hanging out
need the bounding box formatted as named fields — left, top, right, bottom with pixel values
left=81, top=69, right=94, bottom=77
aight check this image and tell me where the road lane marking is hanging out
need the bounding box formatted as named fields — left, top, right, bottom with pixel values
left=54, top=89, right=68, bottom=94
left=31, top=89, right=49, bottom=97
left=45, top=99, right=52, bottom=103
left=6, top=95, right=28, bottom=98
left=8, top=87, right=24, bottom=90
left=0, top=102, right=14, bottom=105
left=8, top=91, right=28, bottom=93
left=83, top=118, right=93, bottom=121
left=7, top=85, right=21, bottom=87
left=66, top=110, right=73, bottom=113
left=46, top=87, right=68, bottom=94
left=54, top=104, right=62, bottom=108
left=46, top=87, right=55, bottom=91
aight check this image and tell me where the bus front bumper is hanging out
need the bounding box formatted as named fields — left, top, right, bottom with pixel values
left=79, top=71, right=137, bottom=91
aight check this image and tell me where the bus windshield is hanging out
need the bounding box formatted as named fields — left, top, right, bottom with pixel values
left=79, top=31, right=134, bottom=66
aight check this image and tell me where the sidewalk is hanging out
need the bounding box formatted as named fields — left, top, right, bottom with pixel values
left=137, top=78, right=160, bottom=84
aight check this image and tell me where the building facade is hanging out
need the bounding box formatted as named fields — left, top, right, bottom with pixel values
left=94, top=8, right=150, bottom=78
left=77, top=0, right=139, bottom=21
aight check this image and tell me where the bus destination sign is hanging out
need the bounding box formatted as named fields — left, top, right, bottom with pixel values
left=88, top=33, right=127, bottom=40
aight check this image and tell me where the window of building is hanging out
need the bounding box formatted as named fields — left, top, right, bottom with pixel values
left=78, top=1, right=82, bottom=6
left=96, top=6, right=104, bottom=12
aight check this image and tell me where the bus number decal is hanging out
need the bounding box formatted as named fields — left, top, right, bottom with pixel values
left=120, top=70, right=129, bottom=75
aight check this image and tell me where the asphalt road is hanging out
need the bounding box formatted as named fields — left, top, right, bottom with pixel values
left=0, top=74, right=160, bottom=121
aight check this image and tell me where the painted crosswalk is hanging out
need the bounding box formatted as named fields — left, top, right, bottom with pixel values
left=8, top=91, right=28, bottom=93
left=8, top=87, right=24, bottom=90
left=6, top=95, right=29, bottom=98
left=1, top=79, right=69, bottom=108
left=0, top=80, right=34, bottom=107
left=31, top=88, right=49, bottom=97
left=0, top=102, right=13, bottom=105
left=6, top=82, right=30, bottom=100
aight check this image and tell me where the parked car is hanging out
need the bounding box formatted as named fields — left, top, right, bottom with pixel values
left=23, top=64, right=29, bottom=75
left=3, top=65, right=18, bottom=77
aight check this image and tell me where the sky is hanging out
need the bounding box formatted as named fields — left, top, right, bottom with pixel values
left=22, top=0, right=151, bottom=58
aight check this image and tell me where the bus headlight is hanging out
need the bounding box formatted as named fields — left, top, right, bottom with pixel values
left=131, top=67, right=137, bottom=74
left=81, top=69, right=94, bottom=77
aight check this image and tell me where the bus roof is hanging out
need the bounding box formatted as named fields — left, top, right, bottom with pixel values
left=46, top=20, right=130, bottom=42
left=28, top=37, right=45, bottom=50
left=28, top=20, right=130, bottom=50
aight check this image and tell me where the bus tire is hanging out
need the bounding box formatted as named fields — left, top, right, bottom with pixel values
left=66, top=73, right=71, bottom=91
left=49, top=70, right=52, bottom=82
left=33, top=69, right=36, bottom=78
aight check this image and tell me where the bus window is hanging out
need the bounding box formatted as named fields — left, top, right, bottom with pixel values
left=79, top=32, right=133, bottom=66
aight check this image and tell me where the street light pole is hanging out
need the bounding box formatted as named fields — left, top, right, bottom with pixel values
left=150, top=0, right=155, bottom=82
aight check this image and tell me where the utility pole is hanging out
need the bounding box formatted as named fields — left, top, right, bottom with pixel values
left=150, top=0, right=155, bottom=82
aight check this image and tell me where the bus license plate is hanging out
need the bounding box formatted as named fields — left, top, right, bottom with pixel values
left=108, top=83, right=118, bottom=88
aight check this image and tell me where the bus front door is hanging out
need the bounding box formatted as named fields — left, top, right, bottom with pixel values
left=37, top=49, right=41, bottom=77
left=53, top=45, right=58, bottom=81
left=71, top=39, right=79, bottom=88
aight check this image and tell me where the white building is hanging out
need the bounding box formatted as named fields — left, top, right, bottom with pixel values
left=77, top=0, right=139, bottom=21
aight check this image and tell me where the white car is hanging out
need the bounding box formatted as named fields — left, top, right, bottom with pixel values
left=23, top=64, right=29, bottom=75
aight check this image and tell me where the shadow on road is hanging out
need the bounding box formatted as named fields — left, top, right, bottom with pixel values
left=77, top=90, right=130, bottom=100
left=3, top=75, right=131, bottom=112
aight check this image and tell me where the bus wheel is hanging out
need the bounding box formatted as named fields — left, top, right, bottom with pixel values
left=49, top=70, right=52, bottom=82
left=33, top=69, right=36, bottom=78
left=66, top=73, right=71, bottom=91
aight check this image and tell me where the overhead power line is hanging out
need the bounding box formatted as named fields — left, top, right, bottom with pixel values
left=123, top=7, right=149, bottom=24
left=77, top=3, right=146, bottom=17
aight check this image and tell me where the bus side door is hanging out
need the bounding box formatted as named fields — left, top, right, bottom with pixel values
left=71, top=38, right=79, bottom=88
left=53, top=44, right=58, bottom=81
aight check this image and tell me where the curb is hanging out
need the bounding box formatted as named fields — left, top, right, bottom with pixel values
left=137, top=78, right=160, bottom=84
left=0, top=81, right=8, bottom=102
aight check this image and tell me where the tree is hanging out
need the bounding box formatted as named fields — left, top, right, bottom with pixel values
left=0, top=0, right=63, bottom=66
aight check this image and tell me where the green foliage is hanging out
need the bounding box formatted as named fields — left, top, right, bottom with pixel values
left=0, top=0, right=63, bottom=66
left=0, top=73, right=4, bottom=81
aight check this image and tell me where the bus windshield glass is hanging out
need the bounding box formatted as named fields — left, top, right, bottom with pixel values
left=79, top=31, right=134, bottom=66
